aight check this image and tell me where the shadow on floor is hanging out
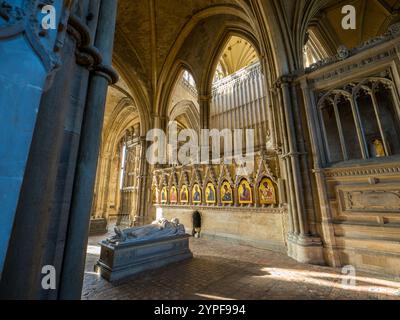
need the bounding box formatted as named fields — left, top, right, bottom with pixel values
left=82, top=233, right=400, bottom=300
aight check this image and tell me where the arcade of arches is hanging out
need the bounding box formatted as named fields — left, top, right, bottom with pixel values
left=1, top=0, right=400, bottom=300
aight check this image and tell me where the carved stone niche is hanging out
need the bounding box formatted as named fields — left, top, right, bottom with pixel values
left=338, top=185, right=400, bottom=214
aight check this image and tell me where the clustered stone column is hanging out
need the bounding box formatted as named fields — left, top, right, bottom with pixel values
left=118, top=140, right=138, bottom=226
left=274, top=75, right=324, bottom=265
left=0, top=0, right=119, bottom=300
left=59, top=0, right=119, bottom=300
left=133, top=137, right=152, bottom=226
left=199, top=93, right=211, bottom=130
left=300, top=79, right=341, bottom=267
left=89, top=150, right=113, bottom=235
left=0, top=0, right=73, bottom=281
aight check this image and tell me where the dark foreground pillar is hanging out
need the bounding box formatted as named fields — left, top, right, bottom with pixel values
left=0, top=0, right=74, bottom=298
left=58, top=0, right=118, bottom=300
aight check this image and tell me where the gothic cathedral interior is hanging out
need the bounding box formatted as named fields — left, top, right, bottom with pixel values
left=1, top=0, right=400, bottom=301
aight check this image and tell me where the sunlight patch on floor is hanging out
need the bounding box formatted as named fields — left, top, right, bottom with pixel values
left=87, top=245, right=101, bottom=256
left=195, top=293, right=235, bottom=300
left=255, top=267, right=400, bottom=297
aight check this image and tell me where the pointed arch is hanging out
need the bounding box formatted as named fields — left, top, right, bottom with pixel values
left=200, top=29, right=263, bottom=95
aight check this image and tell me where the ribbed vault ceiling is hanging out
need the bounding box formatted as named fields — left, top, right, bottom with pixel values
left=218, top=36, right=259, bottom=77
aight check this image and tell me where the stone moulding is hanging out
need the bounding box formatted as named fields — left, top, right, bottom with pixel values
left=94, top=63, right=119, bottom=85
left=67, top=13, right=101, bottom=67
left=67, top=13, right=118, bottom=84
left=156, top=204, right=286, bottom=214
left=212, top=61, right=262, bottom=95
left=67, top=13, right=91, bottom=47
left=339, top=188, right=400, bottom=214
left=324, top=164, right=400, bottom=178
left=97, top=234, right=193, bottom=282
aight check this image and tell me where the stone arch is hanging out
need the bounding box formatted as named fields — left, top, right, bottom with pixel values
left=159, top=62, right=200, bottom=126
left=154, top=3, right=282, bottom=122
left=189, top=166, right=203, bottom=188
left=203, top=166, right=218, bottom=188
left=169, top=100, right=200, bottom=132
left=200, top=29, right=263, bottom=96
left=156, top=4, right=257, bottom=94
left=197, top=26, right=278, bottom=148
left=112, top=58, right=152, bottom=136
left=92, top=81, right=142, bottom=220
left=178, top=171, right=190, bottom=190
left=168, top=170, right=179, bottom=189
left=300, top=0, right=400, bottom=69
left=102, top=98, right=139, bottom=155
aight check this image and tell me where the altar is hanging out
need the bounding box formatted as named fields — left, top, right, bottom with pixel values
left=97, top=218, right=193, bottom=282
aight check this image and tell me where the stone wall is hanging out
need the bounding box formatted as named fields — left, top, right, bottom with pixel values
left=324, top=161, right=400, bottom=278
left=300, top=29, right=400, bottom=278
left=159, top=206, right=287, bottom=253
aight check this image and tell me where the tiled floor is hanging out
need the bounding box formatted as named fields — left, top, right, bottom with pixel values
left=82, top=230, right=400, bottom=300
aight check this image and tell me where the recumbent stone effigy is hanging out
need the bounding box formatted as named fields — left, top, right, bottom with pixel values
left=97, top=218, right=192, bottom=281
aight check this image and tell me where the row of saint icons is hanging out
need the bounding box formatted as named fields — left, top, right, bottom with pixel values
left=154, top=177, right=277, bottom=205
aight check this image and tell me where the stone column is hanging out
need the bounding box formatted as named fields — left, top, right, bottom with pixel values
left=128, top=145, right=139, bottom=226
left=332, top=97, right=349, bottom=160
left=199, top=94, right=211, bottom=130
left=350, top=95, right=369, bottom=159
left=276, top=76, right=324, bottom=265
left=58, top=0, right=119, bottom=300
left=289, top=80, right=318, bottom=236
left=279, top=77, right=308, bottom=235
left=301, top=79, right=341, bottom=267
left=274, top=84, right=297, bottom=236
left=0, top=0, right=73, bottom=280
left=369, top=89, right=390, bottom=155
left=134, top=137, right=152, bottom=226
left=89, top=151, right=110, bottom=236
left=39, top=1, right=103, bottom=300
left=0, top=0, right=77, bottom=299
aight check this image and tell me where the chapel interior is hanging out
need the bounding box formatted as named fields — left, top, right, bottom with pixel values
left=1, top=0, right=400, bottom=300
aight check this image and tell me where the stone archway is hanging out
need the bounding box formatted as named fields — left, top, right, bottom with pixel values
left=90, top=80, right=142, bottom=233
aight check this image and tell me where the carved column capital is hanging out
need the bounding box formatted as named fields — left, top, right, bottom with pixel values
left=199, top=94, right=211, bottom=102
left=274, top=74, right=297, bottom=88
left=1, top=0, right=75, bottom=78
left=67, top=13, right=118, bottom=84
left=94, top=63, right=119, bottom=84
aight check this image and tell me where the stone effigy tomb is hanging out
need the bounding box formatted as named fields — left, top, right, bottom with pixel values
left=97, top=218, right=192, bottom=282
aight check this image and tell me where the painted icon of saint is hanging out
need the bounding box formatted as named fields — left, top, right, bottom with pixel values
left=180, top=186, right=188, bottom=203
left=170, top=187, right=177, bottom=203
left=238, top=180, right=252, bottom=204
left=259, top=178, right=277, bottom=205
left=193, top=185, right=201, bottom=203
left=240, top=186, right=250, bottom=201
left=221, top=184, right=233, bottom=203
left=181, top=189, right=187, bottom=201
left=161, top=187, right=167, bottom=203
left=206, top=184, right=216, bottom=203
left=208, top=187, right=214, bottom=200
